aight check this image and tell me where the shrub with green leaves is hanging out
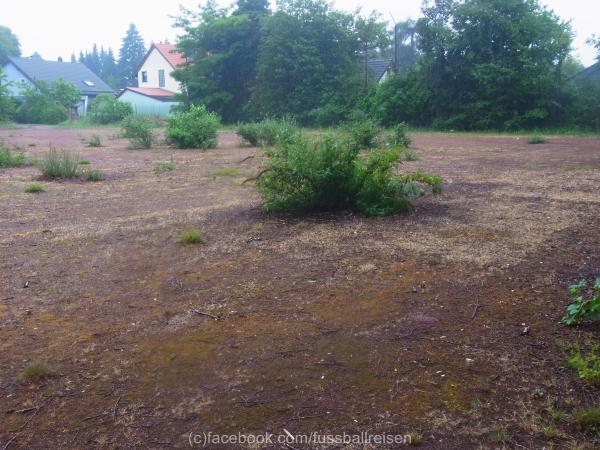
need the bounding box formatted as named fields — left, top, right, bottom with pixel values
left=84, top=168, right=105, bottom=182
left=237, top=117, right=298, bottom=147
left=562, top=278, right=600, bottom=326
left=88, top=94, right=133, bottom=124
left=256, top=134, right=442, bottom=216
left=347, top=119, right=382, bottom=150
left=24, top=182, right=44, bottom=193
left=390, top=122, right=412, bottom=148
left=121, top=115, right=155, bottom=149
left=566, top=345, right=600, bottom=386
left=181, top=228, right=204, bottom=244
left=38, top=149, right=79, bottom=179
left=87, top=134, right=102, bottom=147
left=0, top=146, right=27, bottom=168
left=166, top=104, right=220, bottom=149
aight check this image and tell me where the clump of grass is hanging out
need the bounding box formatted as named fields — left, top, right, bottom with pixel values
left=237, top=117, right=299, bottom=147
left=19, top=362, right=52, bottom=383
left=402, top=149, right=419, bottom=161
left=38, top=148, right=79, bottom=179
left=565, top=344, right=600, bottom=386
left=87, top=134, right=102, bottom=147
left=528, top=135, right=546, bottom=144
left=79, top=159, right=91, bottom=165
left=251, top=223, right=264, bottom=232
left=390, top=122, right=412, bottom=148
left=121, top=115, right=155, bottom=149
left=488, top=427, right=509, bottom=443
left=0, top=146, right=27, bottom=168
left=181, top=229, right=204, bottom=244
left=84, top=168, right=105, bottom=182
left=212, top=167, right=239, bottom=177
left=154, top=161, right=176, bottom=173
left=572, top=406, right=600, bottom=432
left=24, top=182, right=44, bottom=193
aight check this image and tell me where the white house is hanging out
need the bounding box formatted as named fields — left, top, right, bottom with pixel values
left=117, top=43, right=185, bottom=116
left=367, top=59, right=394, bottom=84
left=3, top=56, right=114, bottom=115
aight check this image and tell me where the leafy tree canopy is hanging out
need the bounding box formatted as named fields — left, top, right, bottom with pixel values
left=0, top=25, right=21, bottom=65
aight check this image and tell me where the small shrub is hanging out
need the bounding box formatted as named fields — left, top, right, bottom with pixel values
left=24, top=182, right=44, bottom=193
left=88, top=94, right=133, bottom=124
left=79, top=160, right=91, bottom=165
left=212, top=167, right=239, bottom=177
left=256, top=134, right=442, bottom=216
left=154, top=161, right=176, bottom=173
left=572, top=406, right=600, bottom=432
left=39, top=149, right=79, bottom=179
left=87, top=135, right=102, bottom=147
left=391, top=122, right=412, bottom=148
left=121, top=115, right=155, bottom=149
left=166, top=104, right=220, bottom=149
left=562, top=278, right=600, bottom=326
left=347, top=119, right=382, bottom=150
left=181, top=229, right=204, bottom=244
left=402, top=149, right=419, bottom=161
left=566, top=345, right=600, bottom=386
left=0, top=147, right=27, bottom=168
left=528, top=135, right=546, bottom=144
left=84, top=168, right=104, bottom=182
left=19, top=362, right=52, bottom=383
left=237, top=117, right=298, bottom=147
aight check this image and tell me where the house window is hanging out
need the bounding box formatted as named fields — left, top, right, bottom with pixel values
left=158, top=70, right=165, bottom=88
left=141, top=71, right=148, bottom=83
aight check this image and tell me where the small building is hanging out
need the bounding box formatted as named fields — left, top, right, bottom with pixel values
left=3, top=56, right=114, bottom=115
left=117, top=43, right=185, bottom=116
left=367, top=59, right=394, bottom=83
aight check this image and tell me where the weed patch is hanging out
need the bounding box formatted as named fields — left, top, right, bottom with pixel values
left=24, top=182, right=44, bottom=193
left=39, top=149, right=79, bottom=179
left=181, top=229, right=204, bottom=244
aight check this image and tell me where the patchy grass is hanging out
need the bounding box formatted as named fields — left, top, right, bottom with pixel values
left=83, top=168, right=105, bottom=182
left=488, top=427, right=509, bottom=444
left=87, top=134, right=103, bottom=147
left=181, top=229, right=204, bottom=244
left=19, top=362, right=52, bottom=383
left=38, top=149, right=79, bottom=179
left=566, top=345, right=600, bottom=386
left=24, top=182, right=45, bottom=193
left=212, top=167, right=239, bottom=178
left=528, top=135, right=546, bottom=144
left=402, top=149, right=419, bottom=161
left=0, top=147, right=28, bottom=168
left=251, top=223, right=265, bottom=232
left=79, top=159, right=91, bottom=165
left=572, top=407, right=600, bottom=433
left=154, top=161, right=176, bottom=173
left=561, top=163, right=596, bottom=171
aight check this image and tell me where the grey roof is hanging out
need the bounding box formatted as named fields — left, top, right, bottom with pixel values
left=6, top=56, right=114, bottom=95
left=571, top=62, right=600, bottom=81
left=367, top=59, right=393, bottom=81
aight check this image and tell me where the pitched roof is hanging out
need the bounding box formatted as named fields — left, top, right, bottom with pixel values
left=367, top=59, right=393, bottom=82
left=572, top=62, right=600, bottom=80
left=135, top=43, right=186, bottom=75
left=117, top=87, right=176, bottom=102
left=6, top=56, right=114, bottom=95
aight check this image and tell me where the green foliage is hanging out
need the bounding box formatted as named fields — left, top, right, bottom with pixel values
left=0, top=146, right=27, bottom=168
left=165, top=104, right=220, bottom=149
left=79, top=160, right=91, bottom=165
left=19, top=362, right=52, bottom=383
left=117, top=24, right=146, bottom=88
left=572, top=406, right=600, bottom=433
left=154, top=161, right=176, bottom=172
left=566, top=344, right=600, bottom=386
left=15, top=79, right=80, bottom=125
left=50, top=78, right=81, bottom=109
left=87, top=134, right=102, bottom=147
left=347, top=119, right=382, bottom=150
left=88, top=94, right=133, bottom=124
left=0, top=25, right=21, bottom=65
left=256, top=134, right=442, bottom=216
left=181, top=228, right=204, bottom=244
left=121, top=115, right=155, bottom=149
left=0, top=68, right=18, bottom=121
left=237, top=117, right=298, bottom=146
left=38, top=149, right=80, bottom=179
left=24, top=182, right=44, bottom=193
left=391, top=122, right=412, bottom=148
left=528, top=135, right=546, bottom=144
left=402, top=149, right=419, bottom=161
left=84, top=168, right=104, bottom=181
left=212, top=166, right=239, bottom=177
left=562, top=278, right=600, bottom=326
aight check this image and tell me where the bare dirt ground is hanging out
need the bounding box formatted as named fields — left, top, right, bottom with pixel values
left=0, top=126, right=599, bottom=449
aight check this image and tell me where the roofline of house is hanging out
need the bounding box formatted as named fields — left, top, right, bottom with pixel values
left=133, top=43, right=181, bottom=77
left=117, top=87, right=177, bottom=102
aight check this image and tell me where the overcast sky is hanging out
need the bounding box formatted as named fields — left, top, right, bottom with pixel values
left=3, top=0, right=598, bottom=66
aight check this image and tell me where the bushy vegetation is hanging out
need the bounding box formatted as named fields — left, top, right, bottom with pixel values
left=181, top=228, right=204, bottom=244
left=87, top=134, right=102, bottom=147
left=166, top=104, right=220, bottom=149
left=566, top=345, right=600, bottom=386
left=19, top=362, right=52, bottom=383
left=0, top=146, right=27, bottom=168
left=16, top=79, right=80, bottom=125
left=572, top=406, right=600, bottom=433
left=154, top=161, right=176, bottom=173
left=237, top=117, right=298, bottom=147
left=121, top=115, right=155, bottom=149
left=562, top=278, right=600, bottom=326
left=38, top=148, right=80, bottom=179
left=87, top=94, right=133, bottom=124
left=390, top=123, right=412, bottom=148
left=256, top=134, right=442, bottom=216
left=83, top=168, right=104, bottom=181
left=347, top=119, right=382, bottom=150
left=528, top=135, right=546, bottom=144
left=24, top=182, right=44, bottom=193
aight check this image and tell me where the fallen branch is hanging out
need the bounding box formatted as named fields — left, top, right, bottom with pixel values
left=238, top=155, right=255, bottom=164
left=192, top=309, right=218, bottom=320
left=242, top=168, right=271, bottom=185
left=112, top=396, right=122, bottom=422
left=470, top=296, right=480, bottom=321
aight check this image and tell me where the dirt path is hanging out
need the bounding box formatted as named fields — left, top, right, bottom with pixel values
left=0, top=127, right=599, bottom=449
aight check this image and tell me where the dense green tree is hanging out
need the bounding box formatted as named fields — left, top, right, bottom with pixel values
left=414, top=0, right=572, bottom=130
left=0, top=69, right=17, bottom=121
left=0, top=25, right=21, bottom=65
left=117, top=24, right=146, bottom=88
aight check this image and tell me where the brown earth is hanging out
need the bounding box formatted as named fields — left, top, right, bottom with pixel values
left=0, top=126, right=599, bottom=449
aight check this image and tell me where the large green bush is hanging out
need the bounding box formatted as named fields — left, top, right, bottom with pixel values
left=88, top=94, right=133, bottom=124
left=237, top=117, right=298, bottom=147
left=166, top=104, right=220, bottom=149
left=346, top=119, right=382, bottom=150
left=15, top=79, right=80, bottom=125
left=121, top=115, right=155, bottom=149
left=256, top=134, right=442, bottom=216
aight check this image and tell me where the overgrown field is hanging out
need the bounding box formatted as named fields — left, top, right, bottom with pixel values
left=0, top=126, right=599, bottom=449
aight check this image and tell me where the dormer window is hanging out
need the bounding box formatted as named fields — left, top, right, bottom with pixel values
left=141, top=71, right=148, bottom=83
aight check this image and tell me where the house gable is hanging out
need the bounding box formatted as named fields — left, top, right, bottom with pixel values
left=136, top=44, right=184, bottom=94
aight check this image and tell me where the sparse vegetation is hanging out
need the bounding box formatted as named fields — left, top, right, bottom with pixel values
left=562, top=278, right=600, bottom=326
left=566, top=345, right=600, bottom=386
left=38, top=149, right=79, bottom=179
left=19, top=362, right=52, bottom=383
left=0, top=146, right=27, bottom=168
left=402, top=149, right=419, bottom=161
left=237, top=117, right=299, bottom=147
left=256, top=134, right=442, bottom=216
left=79, top=159, right=91, bottom=165
left=572, top=406, right=600, bottom=433
left=181, top=228, right=204, bottom=244
left=121, top=115, right=155, bottom=149
left=528, top=135, right=546, bottom=144
left=24, top=182, right=44, bottom=193
left=84, top=168, right=105, bottom=182
left=166, top=104, right=220, bottom=149
left=212, top=167, right=239, bottom=177
left=154, top=161, right=176, bottom=173
left=87, top=134, right=102, bottom=147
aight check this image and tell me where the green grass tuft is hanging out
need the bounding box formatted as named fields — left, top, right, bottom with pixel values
left=572, top=406, right=600, bottom=432
left=181, top=229, right=204, bottom=244
left=154, top=161, right=176, bottom=173
left=19, top=362, right=52, bottom=383
left=212, top=167, right=239, bottom=177
left=528, top=135, right=546, bottom=144
left=84, top=168, right=105, bottom=182
left=79, top=159, right=91, bottom=165
left=0, top=147, right=28, bottom=168
left=38, top=149, right=79, bottom=179
left=24, top=182, right=44, bottom=193
left=87, top=134, right=102, bottom=147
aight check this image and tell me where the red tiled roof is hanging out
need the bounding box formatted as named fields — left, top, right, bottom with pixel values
left=153, top=44, right=186, bottom=69
left=117, top=87, right=176, bottom=100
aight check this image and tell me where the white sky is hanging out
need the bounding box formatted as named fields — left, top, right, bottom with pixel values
left=2, top=0, right=598, bottom=66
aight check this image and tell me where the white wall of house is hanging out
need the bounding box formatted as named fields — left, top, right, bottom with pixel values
left=136, top=48, right=180, bottom=93
left=2, top=63, right=35, bottom=96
